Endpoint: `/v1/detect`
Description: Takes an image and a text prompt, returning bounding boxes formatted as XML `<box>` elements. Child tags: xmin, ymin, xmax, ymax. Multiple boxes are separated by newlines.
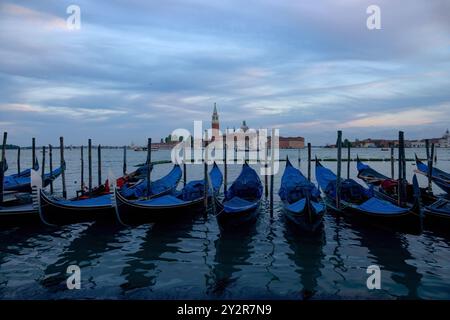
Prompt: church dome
<box><xmin>240</xmin><ymin>120</ymin><xmax>249</xmax><ymax>132</ymax></box>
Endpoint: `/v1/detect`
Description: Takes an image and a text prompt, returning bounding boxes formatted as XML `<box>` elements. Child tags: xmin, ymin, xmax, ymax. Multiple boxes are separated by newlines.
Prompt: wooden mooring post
<box><xmin>80</xmin><ymin>145</ymin><xmax>84</xmax><ymax>192</ymax></box>
<box><xmin>32</xmin><ymin>137</ymin><xmax>36</xmax><ymax>169</ymax></box>
<box><xmin>204</xmin><ymin>131</ymin><xmax>208</xmax><ymax>211</ymax></box>
<box><xmin>49</xmin><ymin>144</ymin><xmax>53</xmax><ymax>194</ymax></box>
<box><xmin>398</xmin><ymin>131</ymin><xmax>406</xmax><ymax>206</ymax></box>
<box><xmin>123</xmin><ymin>146</ymin><xmax>127</xmax><ymax>176</ymax></box>
<box><xmin>223</xmin><ymin>134</ymin><xmax>228</xmax><ymax>195</ymax></box>
<box><xmin>60</xmin><ymin>137</ymin><xmax>67</xmax><ymax>199</ymax></box>
<box><xmin>390</xmin><ymin>146</ymin><xmax>394</xmax><ymax>179</ymax></box>
<box><xmin>41</xmin><ymin>146</ymin><xmax>46</xmax><ymax>182</ymax></box>
<box><xmin>146</xmin><ymin>138</ymin><xmax>152</xmax><ymax>198</ymax></box>
<box><xmin>307</xmin><ymin>143</ymin><xmax>312</xmax><ymax>182</ymax></box>
<box><xmin>336</xmin><ymin>131</ymin><xmax>342</xmax><ymax>209</ymax></box>
<box><xmin>17</xmin><ymin>146</ymin><xmax>21</xmax><ymax>175</ymax></box>
<box><xmin>183</xmin><ymin>140</ymin><xmax>187</xmax><ymax>187</ymax></box>
<box><xmin>347</xmin><ymin>143</ymin><xmax>351</xmax><ymax>179</ymax></box>
<box><xmin>269</xmin><ymin>129</ymin><xmax>275</xmax><ymax>217</ymax></box>
<box><xmin>88</xmin><ymin>139</ymin><xmax>92</xmax><ymax>193</ymax></box>
<box><xmin>97</xmin><ymin>144</ymin><xmax>102</xmax><ymax>186</ymax></box>
<box><xmin>0</xmin><ymin>132</ymin><xmax>7</xmax><ymax>205</ymax></box>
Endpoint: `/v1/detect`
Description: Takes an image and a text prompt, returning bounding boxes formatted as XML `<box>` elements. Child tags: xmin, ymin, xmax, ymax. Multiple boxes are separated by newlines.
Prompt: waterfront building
<box><xmin>209</xmin><ymin>105</ymin><xmax>304</xmax><ymax>149</ymax></box>
<box><xmin>438</xmin><ymin>129</ymin><xmax>450</xmax><ymax>147</ymax></box>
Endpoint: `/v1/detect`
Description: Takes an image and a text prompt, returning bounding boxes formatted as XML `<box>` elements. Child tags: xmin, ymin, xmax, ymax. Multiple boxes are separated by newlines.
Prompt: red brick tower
<box><xmin>211</xmin><ymin>103</ymin><xmax>219</xmax><ymax>140</ymax></box>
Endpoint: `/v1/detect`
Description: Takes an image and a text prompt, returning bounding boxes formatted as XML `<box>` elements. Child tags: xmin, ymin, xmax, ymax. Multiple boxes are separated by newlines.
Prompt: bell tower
<box><xmin>211</xmin><ymin>103</ymin><xmax>219</xmax><ymax>140</ymax></box>
<box><xmin>212</xmin><ymin>103</ymin><xmax>219</xmax><ymax>130</ymax></box>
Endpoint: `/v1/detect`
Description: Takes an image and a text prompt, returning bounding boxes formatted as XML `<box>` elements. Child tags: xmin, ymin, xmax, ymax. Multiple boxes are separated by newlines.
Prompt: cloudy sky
<box><xmin>1</xmin><ymin>0</ymin><xmax>449</xmax><ymax>146</ymax></box>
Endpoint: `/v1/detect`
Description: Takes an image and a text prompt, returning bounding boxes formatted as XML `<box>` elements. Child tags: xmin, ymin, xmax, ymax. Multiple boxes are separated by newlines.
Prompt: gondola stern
<box><xmin>411</xmin><ymin>174</ymin><xmax>422</xmax><ymax>217</ymax></box>
<box><xmin>113</xmin><ymin>187</ymin><xmax>129</xmax><ymax>226</ymax></box>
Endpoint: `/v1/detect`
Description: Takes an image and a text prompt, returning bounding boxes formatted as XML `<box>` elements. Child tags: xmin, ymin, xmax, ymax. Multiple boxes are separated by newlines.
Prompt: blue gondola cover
<box><xmin>226</xmin><ymin>164</ymin><xmax>262</xmax><ymax>201</ymax></box>
<box><xmin>182</xmin><ymin>180</ymin><xmax>205</xmax><ymax>201</ymax></box>
<box><xmin>279</xmin><ymin>160</ymin><xmax>320</xmax><ymax>202</ymax></box>
<box><xmin>120</xmin><ymin>165</ymin><xmax>181</xmax><ymax>198</ymax></box>
<box><xmin>209</xmin><ymin>163</ymin><xmax>223</xmax><ymax>193</ymax></box>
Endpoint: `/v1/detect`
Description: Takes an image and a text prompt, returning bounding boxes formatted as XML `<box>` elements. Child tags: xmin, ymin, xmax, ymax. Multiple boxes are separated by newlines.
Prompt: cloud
<box><xmin>343</xmin><ymin>110</ymin><xmax>437</xmax><ymax>128</ymax></box>
<box><xmin>0</xmin><ymin>3</ymin><xmax>66</xmax><ymax>30</ymax></box>
<box><xmin>0</xmin><ymin>103</ymin><xmax>127</xmax><ymax>121</ymax></box>
<box><xmin>0</xmin><ymin>0</ymin><xmax>449</xmax><ymax>145</ymax></box>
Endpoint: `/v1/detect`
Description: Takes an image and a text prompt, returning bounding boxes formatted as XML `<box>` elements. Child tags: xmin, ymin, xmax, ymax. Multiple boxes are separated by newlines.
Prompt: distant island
<box><xmin>3</xmin><ymin>144</ymin><xmax>20</xmax><ymax>149</ymax></box>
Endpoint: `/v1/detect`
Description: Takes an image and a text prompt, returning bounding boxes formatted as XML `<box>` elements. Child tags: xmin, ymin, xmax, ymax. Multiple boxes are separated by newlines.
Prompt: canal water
<box><xmin>0</xmin><ymin>147</ymin><xmax>449</xmax><ymax>299</ymax></box>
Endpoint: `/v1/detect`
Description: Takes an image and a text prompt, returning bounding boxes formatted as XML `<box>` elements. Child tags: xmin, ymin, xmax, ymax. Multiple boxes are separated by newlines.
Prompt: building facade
<box><xmin>278</xmin><ymin>136</ymin><xmax>305</xmax><ymax>149</ymax></box>
<box><xmin>208</xmin><ymin>105</ymin><xmax>305</xmax><ymax>149</ymax></box>
<box><xmin>438</xmin><ymin>129</ymin><xmax>450</xmax><ymax>147</ymax></box>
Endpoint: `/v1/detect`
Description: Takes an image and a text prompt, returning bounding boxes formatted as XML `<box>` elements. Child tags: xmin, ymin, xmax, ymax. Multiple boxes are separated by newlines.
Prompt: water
<box><xmin>1</xmin><ymin>147</ymin><xmax>449</xmax><ymax>299</ymax></box>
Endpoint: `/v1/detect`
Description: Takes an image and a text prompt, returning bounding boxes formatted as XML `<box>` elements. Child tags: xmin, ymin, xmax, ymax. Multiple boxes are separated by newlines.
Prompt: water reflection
<box><xmin>207</xmin><ymin>224</ymin><xmax>257</xmax><ymax>297</ymax></box>
<box><xmin>283</xmin><ymin>219</ymin><xmax>325</xmax><ymax>299</ymax></box>
<box><xmin>329</xmin><ymin>215</ymin><xmax>349</xmax><ymax>296</ymax></box>
<box><xmin>39</xmin><ymin>222</ymin><xmax>123</xmax><ymax>291</ymax></box>
<box><xmin>119</xmin><ymin>215</ymin><xmax>198</xmax><ymax>294</ymax></box>
<box><xmin>351</xmin><ymin>220</ymin><xmax>422</xmax><ymax>299</ymax></box>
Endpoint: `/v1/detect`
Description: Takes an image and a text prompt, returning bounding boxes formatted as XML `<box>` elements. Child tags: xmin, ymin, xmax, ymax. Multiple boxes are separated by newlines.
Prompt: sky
<box><xmin>0</xmin><ymin>0</ymin><xmax>449</xmax><ymax>146</ymax></box>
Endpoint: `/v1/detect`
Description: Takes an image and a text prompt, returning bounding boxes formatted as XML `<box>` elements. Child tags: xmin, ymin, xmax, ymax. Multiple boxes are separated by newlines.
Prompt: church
<box><xmin>210</xmin><ymin>104</ymin><xmax>305</xmax><ymax>149</ymax></box>
<box><xmin>210</xmin><ymin>103</ymin><xmax>259</xmax><ymax>150</ymax></box>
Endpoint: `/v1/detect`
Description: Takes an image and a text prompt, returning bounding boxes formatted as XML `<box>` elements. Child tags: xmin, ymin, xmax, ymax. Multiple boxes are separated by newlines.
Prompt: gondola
<box><xmin>414</xmin><ymin>155</ymin><xmax>450</xmax><ymax>195</ymax></box>
<box><xmin>278</xmin><ymin>157</ymin><xmax>325</xmax><ymax>232</ymax></box>
<box><xmin>316</xmin><ymin>159</ymin><xmax>420</xmax><ymax>231</ymax></box>
<box><xmin>357</xmin><ymin>157</ymin><xmax>450</xmax><ymax>229</ymax></box>
<box><xmin>3</xmin><ymin>162</ymin><xmax>64</xmax><ymax>193</ymax></box>
<box><xmin>0</xmin><ymin>202</ymin><xmax>38</xmax><ymax>225</ymax></box>
<box><xmin>214</xmin><ymin>162</ymin><xmax>263</xmax><ymax>229</ymax></box>
<box><xmin>356</xmin><ymin>157</ymin><xmax>434</xmax><ymax>211</ymax></box>
<box><xmin>1</xmin><ymin>162</ymin><xmax>64</xmax><ymax>225</ymax></box>
<box><xmin>422</xmin><ymin>196</ymin><xmax>450</xmax><ymax>229</ymax></box>
<box><xmin>116</xmin><ymin>163</ymin><xmax>152</xmax><ymax>189</ymax></box>
<box><xmin>1</xmin><ymin>168</ymin><xmax>41</xmax><ymax>225</ymax></box>
<box><xmin>117</xmin><ymin>164</ymin><xmax>177</xmax><ymax>199</ymax></box>
<box><xmin>114</xmin><ymin>163</ymin><xmax>223</xmax><ymax>225</ymax></box>
<box><xmin>209</xmin><ymin>162</ymin><xmax>224</xmax><ymax>195</ymax></box>
<box><xmin>37</xmin><ymin>164</ymin><xmax>182</xmax><ymax>226</ymax></box>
